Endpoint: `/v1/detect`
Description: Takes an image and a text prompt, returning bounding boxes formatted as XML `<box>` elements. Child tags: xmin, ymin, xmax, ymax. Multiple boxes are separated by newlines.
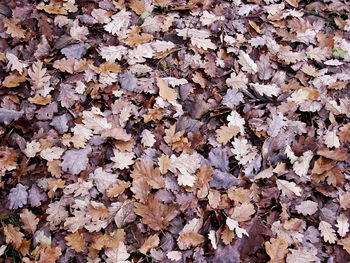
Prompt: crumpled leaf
<box><xmin>0</xmin><ymin>108</ymin><xmax>23</xmax><ymax>124</ymax></box>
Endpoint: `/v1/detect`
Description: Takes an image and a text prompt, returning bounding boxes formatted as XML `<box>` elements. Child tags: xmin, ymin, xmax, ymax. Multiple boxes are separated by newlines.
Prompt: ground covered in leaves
<box><xmin>1</xmin><ymin>0</ymin><xmax>350</xmax><ymax>262</ymax></box>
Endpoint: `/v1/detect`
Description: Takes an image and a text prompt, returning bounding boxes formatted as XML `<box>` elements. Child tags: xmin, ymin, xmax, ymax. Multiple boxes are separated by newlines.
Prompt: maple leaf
<box><xmin>20</xmin><ymin>209</ymin><xmax>39</xmax><ymax>234</ymax></box>
<box><xmin>139</xmin><ymin>234</ymin><xmax>159</xmax><ymax>254</ymax></box>
<box><xmin>4</xmin><ymin>224</ymin><xmax>24</xmax><ymax>249</ymax></box>
<box><xmin>134</xmin><ymin>195</ymin><xmax>178</xmax><ymax>231</ymax></box>
<box><xmin>65</xmin><ymin>231</ymin><xmax>86</xmax><ymax>252</ymax></box>
<box><xmin>319</xmin><ymin>220</ymin><xmax>337</xmax><ymax>244</ymax></box>
<box><xmin>28</xmin><ymin>60</ymin><xmax>51</xmax><ymax>91</ymax></box>
<box><xmin>265</xmin><ymin>237</ymin><xmax>288</xmax><ymax>263</ymax></box>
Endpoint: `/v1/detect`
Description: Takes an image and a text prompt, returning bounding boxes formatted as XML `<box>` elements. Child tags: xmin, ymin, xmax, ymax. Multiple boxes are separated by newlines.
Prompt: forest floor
<box><xmin>1</xmin><ymin>0</ymin><xmax>350</xmax><ymax>262</ymax></box>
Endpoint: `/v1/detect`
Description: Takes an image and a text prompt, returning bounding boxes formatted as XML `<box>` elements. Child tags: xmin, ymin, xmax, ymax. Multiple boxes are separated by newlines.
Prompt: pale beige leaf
<box><xmin>167</xmin><ymin>251</ymin><xmax>182</xmax><ymax>261</ymax></box>
<box><xmin>208</xmin><ymin>230</ymin><xmax>217</xmax><ymax>250</ymax></box>
<box><xmin>226</xmin><ymin>72</ymin><xmax>248</xmax><ymax>90</ymax></box>
<box><xmin>336</xmin><ymin>214</ymin><xmax>349</xmax><ymax>237</ymax></box>
<box><xmin>28</xmin><ymin>61</ymin><xmax>51</xmax><ymax>91</ymax></box>
<box><xmin>157</xmin><ymin>78</ymin><xmax>177</xmax><ymax>101</ymax></box>
<box><xmin>231</xmin><ymin>202</ymin><xmax>255</xmax><ymax>222</ymax></box>
<box><xmin>238</xmin><ymin>50</ymin><xmax>258</xmax><ymax>74</ymax></box>
<box><xmin>295</xmin><ymin>200</ymin><xmax>318</xmax><ymax>216</ymax></box>
<box><xmin>286</xmin><ymin>247</ymin><xmax>319</xmax><ymax>263</ymax></box>
<box><xmin>158</xmin><ymin>154</ymin><xmax>170</xmax><ymax>174</ymax></box>
<box><xmin>111</xmin><ymin>149</ymin><xmax>135</xmax><ymax>169</ymax></box>
<box><xmin>216</xmin><ymin>125</ymin><xmax>240</xmax><ymax>144</ymax></box>
<box><xmin>293</xmin><ymin>151</ymin><xmax>313</xmax><ymax>178</ymax></box>
<box><xmin>319</xmin><ymin>220</ymin><xmax>337</xmax><ymax>244</ymax></box>
<box><xmin>276</xmin><ymin>179</ymin><xmax>302</xmax><ymax>198</ymax></box>
<box><xmin>141</xmin><ymin>129</ymin><xmax>156</xmax><ymax>147</ymax></box>
<box><xmin>324</xmin><ymin>130</ymin><xmax>340</xmax><ymax>148</ymax></box>
<box><xmin>40</xmin><ymin>147</ymin><xmax>65</xmax><ymax>162</ymax></box>
<box><xmin>6</xmin><ymin>53</ymin><xmax>26</xmax><ymax>74</ymax></box>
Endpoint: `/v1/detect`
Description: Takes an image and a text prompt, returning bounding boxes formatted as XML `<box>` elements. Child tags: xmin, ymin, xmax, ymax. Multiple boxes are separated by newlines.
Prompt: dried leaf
<box><xmin>65</xmin><ymin>232</ymin><xmax>85</xmax><ymax>252</ymax></box>
<box><xmin>139</xmin><ymin>234</ymin><xmax>159</xmax><ymax>254</ymax></box>
<box><xmin>157</xmin><ymin>78</ymin><xmax>177</xmax><ymax>101</ymax></box>
<box><xmin>20</xmin><ymin>209</ymin><xmax>39</xmax><ymax>234</ymax></box>
<box><xmin>265</xmin><ymin>237</ymin><xmax>288</xmax><ymax>263</ymax></box>
<box><xmin>319</xmin><ymin>220</ymin><xmax>337</xmax><ymax>244</ymax></box>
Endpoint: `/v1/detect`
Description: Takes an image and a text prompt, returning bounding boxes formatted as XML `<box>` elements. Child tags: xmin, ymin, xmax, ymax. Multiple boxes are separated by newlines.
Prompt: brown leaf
<box><xmin>124</xmin><ymin>26</ymin><xmax>153</xmax><ymax>47</ymax></box>
<box><xmin>28</xmin><ymin>94</ymin><xmax>52</xmax><ymax>105</ymax></box>
<box><xmin>131</xmin><ymin>160</ymin><xmax>165</xmax><ymax>189</ymax></box>
<box><xmin>338</xmin><ymin>123</ymin><xmax>350</xmax><ymax>143</ymax></box>
<box><xmin>178</xmin><ymin>232</ymin><xmax>205</xmax><ymax>250</ymax></box>
<box><xmin>230</xmin><ymin>202</ymin><xmax>255</xmax><ymax>222</ymax></box>
<box><xmin>20</xmin><ymin>209</ymin><xmax>39</xmax><ymax>234</ymax></box>
<box><xmin>88</xmin><ymin>202</ymin><xmax>109</xmax><ymax>221</ymax></box>
<box><xmin>106</xmin><ymin>181</ymin><xmax>131</xmax><ymax>198</ymax></box>
<box><xmin>65</xmin><ymin>232</ymin><xmax>85</xmax><ymax>252</ymax></box>
<box><xmin>3</xmin><ymin>18</ymin><xmax>26</xmax><ymax>38</ymax></box>
<box><xmin>131</xmin><ymin>178</ymin><xmax>151</xmax><ymax>203</ymax></box>
<box><xmin>4</xmin><ymin>224</ymin><xmax>24</xmax><ymax>249</ymax></box>
<box><xmin>265</xmin><ymin>237</ymin><xmax>288</xmax><ymax>263</ymax></box>
<box><xmin>134</xmin><ymin>195</ymin><xmax>178</xmax><ymax>231</ymax></box>
<box><xmin>221</xmin><ymin>225</ymin><xmax>235</xmax><ymax>245</ymax></box>
<box><xmin>317</xmin><ymin>148</ymin><xmax>347</xmax><ymax>161</ymax></box>
<box><xmin>36</xmin><ymin>244</ymin><xmax>62</xmax><ymax>263</ymax></box>
<box><xmin>129</xmin><ymin>0</ymin><xmax>146</xmax><ymax>15</ymax></box>
<box><xmin>92</xmin><ymin>229</ymin><xmax>125</xmax><ymax>250</ymax></box>
<box><xmin>158</xmin><ymin>154</ymin><xmax>170</xmax><ymax>174</ymax></box>
<box><xmin>139</xmin><ymin>234</ymin><xmax>160</xmax><ymax>254</ymax></box>
<box><xmin>195</xmin><ymin>165</ymin><xmax>213</xmax><ymax>199</ymax></box>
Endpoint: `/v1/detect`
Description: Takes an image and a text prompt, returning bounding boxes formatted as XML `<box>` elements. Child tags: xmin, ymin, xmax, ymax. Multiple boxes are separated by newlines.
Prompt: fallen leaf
<box><xmin>139</xmin><ymin>234</ymin><xmax>159</xmax><ymax>254</ymax></box>
<box><xmin>265</xmin><ymin>237</ymin><xmax>288</xmax><ymax>263</ymax></box>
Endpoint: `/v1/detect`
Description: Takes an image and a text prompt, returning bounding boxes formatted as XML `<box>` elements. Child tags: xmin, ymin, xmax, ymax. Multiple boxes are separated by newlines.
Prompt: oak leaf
<box><xmin>3</xmin><ymin>18</ymin><xmax>26</xmax><ymax>38</ymax></box>
<box><xmin>36</xmin><ymin>244</ymin><xmax>62</xmax><ymax>263</ymax></box>
<box><xmin>28</xmin><ymin>61</ymin><xmax>51</xmax><ymax>91</ymax></box>
<box><xmin>195</xmin><ymin>165</ymin><xmax>213</xmax><ymax>199</ymax></box>
<box><xmin>319</xmin><ymin>220</ymin><xmax>337</xmax><ymax>244</ymax></box>
<box><xmin>178</xmin><ymin>232</ymin><xmax>205</xmax><ymax>250</ymax></box>
<box><xmin>336</xmin><ymin>214</ymin><xmax>349</xmax><ymax>238</ymax></box>
<box><xmin>276</xmin><ymin>179</ymin><xmax>302</xmax><ymax>198</ymax></box>
<box><xmin>238</xmin><ymin>50</ymin><xmax>258</xmax><ymax>74</ymax></box>
<box><xmin>295</xmin><ymin>200</ymin><xmax>318</xmax><ymax>216</ymax></box>
<box><xmin>4</xmin><ymin>224</ymin><xmax>24</xmax><ymax>249</ymax></box>
<box><xmin>134</xmin><ymin>195</ymin><xmax>178</xmax><ymax>231</ymax></box>
<box><xmin>139</xmin><ymin>234</ymin><xmax>159</xmax><ymax>254</ymax></box>
<box><xmin>20</xmin><ymin>209</ymin><xmax>39</xmax><ymax>234</ymax></box>
<box><xmin>230</xmin><ymin>202</ymin><xmax>255</xmax><ymax>222</ymax></box>
<box><xmin>265</xmin><ymin>237</ymin><xmax>288</xmax><ymax>263</ymax></box>
<box><xmin>65</xmin><ymin>231</ymin><xmax>85</xmax><ymax>252</ymax></box>
<box><xmin>216</xmin><ymin>125</ymin><xmax>240</xmax><ymax>145</ymax></box>
<box><xmin>221</xmin><ymin>225</ymin><xmax>235</xmax><ymax>245</ymax></box>
<box><xmin>92</xmin><ymin>229</ymin><xmax>125</xmax><ymax>250</ymax></box>
<box><xmin>157</xmin><ymin>78</ymin><xmax>177</xmax><ymax>101</ymax></box>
